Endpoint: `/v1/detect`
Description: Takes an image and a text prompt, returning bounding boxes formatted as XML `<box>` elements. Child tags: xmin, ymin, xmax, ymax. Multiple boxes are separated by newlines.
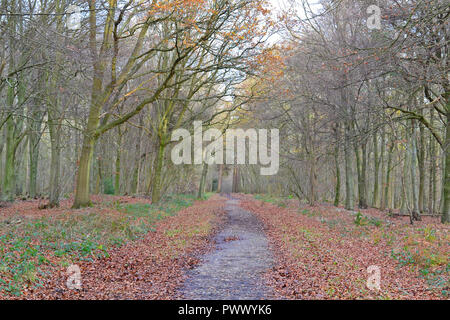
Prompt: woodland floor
<box><xmin>0</xmin><ymin>193</ymin><xmax>227</xmax><ymax>299</ymax></box>
<box><xmin>239</xmin><ymin>194</ymin><xmax>449</xmax><ymax>299</ymax></box>
<box><xmin>0</xmin><ymin>193</ymin><xmax>448</xmax><ymax>299</ymax></box>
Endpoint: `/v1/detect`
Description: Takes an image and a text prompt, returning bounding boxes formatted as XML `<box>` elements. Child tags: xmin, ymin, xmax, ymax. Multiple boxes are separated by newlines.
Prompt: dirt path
<box><xmin>179</xmin><ymin>197</ymin><xmax>274</xmax><ymax>299</ymax></box>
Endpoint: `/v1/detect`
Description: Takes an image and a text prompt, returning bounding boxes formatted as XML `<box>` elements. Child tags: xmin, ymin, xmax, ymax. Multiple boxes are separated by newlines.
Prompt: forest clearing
<box><xmin>0</xmin><ymin>0</ymin><xmax>449</xmax><ymax>303</ymax></box>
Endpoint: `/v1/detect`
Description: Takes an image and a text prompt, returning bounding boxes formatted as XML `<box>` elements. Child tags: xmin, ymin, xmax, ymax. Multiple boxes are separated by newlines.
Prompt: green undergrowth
<box><xmin>353</xmin><ymin>211</ymin><xmax>383</xmax><ymax>227</ymax></box>
<box><xmin>254</xmin><ymin>194</ymin><xmax>293</xmax><ymax>207</ymax></box>
<box><xmin>0</xmin><ymin>193</ymin><xmax>203</xmax><ymax>296</ymax></box>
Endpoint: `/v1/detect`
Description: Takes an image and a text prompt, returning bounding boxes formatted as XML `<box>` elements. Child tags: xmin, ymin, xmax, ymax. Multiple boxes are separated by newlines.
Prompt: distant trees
<box><xmin>239</xmin><ymin>0</ymin><xmax>449</xmax><ymax>223</ymax></box>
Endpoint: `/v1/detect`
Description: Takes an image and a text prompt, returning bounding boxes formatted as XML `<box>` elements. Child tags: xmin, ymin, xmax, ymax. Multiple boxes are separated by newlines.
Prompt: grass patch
<box><xmin>254</xmin><ymin>194</ymin><xmax>289</xmax><ymax>207</ymax></box>
<box><xmin>353</xmin><ymin>211</ymin><xmax>382</xmax><ymax>227</ymax></box>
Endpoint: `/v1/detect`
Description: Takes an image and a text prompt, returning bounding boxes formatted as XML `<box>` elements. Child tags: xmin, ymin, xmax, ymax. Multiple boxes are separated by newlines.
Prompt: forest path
<box><xmin>178</xmin><ymin>196</ymin><xmax>274</xmax><ymax>299</ymax></box>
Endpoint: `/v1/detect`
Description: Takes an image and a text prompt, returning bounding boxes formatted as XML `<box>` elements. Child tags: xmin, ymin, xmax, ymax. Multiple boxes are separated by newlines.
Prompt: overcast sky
<box><xmin>267</xmin><ymin>0</ymin><xmax>324</xmax><ymax>44</ymax></box>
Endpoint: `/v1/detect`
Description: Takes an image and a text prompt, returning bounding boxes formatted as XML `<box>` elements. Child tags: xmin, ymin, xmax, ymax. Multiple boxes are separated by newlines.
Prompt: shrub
<box><xmin>103</xmin><ymin>177</ymin><xmax>115</xmax><ymax>195</ymax></box>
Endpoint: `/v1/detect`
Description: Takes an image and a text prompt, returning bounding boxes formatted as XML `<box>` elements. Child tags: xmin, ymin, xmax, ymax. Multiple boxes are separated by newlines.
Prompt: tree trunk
<box><xmin>131</xmin><ymin>158</ymin><xmax>139</xmax><ymax>194</ymax></box>
<box><xmin>410</xmin><ymin>122</ymin><xmax>421</xmax><ymax>220</ymax></box>
<box><xmin>428</xmin><ymin>109</ymin><xmax>437</xmax><ymax>214</ymax></box>
<box><xmin>151</xmin><ymin>143</ymin><xmax>165</xmax><ymax>204</ymax></box>
<box><xmin>0</xmin><ymin>129</ymin><xmax>3</xmax><ymax>195</ymax></box>
<box><xmin>232</xmin><ymin>165</ymin><xmax>240</xmax><ymax>193</ymax></box>
<box><xmin>344</xmin><ymin>123</ymin><xmax>354</xmax><ymax>210</ymax></box>
<box><xmin>47</xmin><ymin>0</ymin><xmax>64</xmax><ymax>207</ymax></box>
<box><xmin>380</xmin><ymin>127</ymin><xmax>386</xmax><ymax>210</ymax></box>
<box><xmin>440</xmin><ymin>146</ymin><xmax>445</xmax><ymax>212</ymax></box>
<box><xmin>2</xmin><ymin>117</ymin><xmax>16</xmax><ymax>201</ymax></box>
<box><xmin>309</xmin><ymin>152</ymin><xmax>317</xmax><ymax>205</ymax></box>
<box><xmin>72</xmin><ymin>0</ymin><xmax>109</xmax><ymax>208</ymax></box>
<box><xmin>94</xmin><ymin>156</ymin><xmax>103</xmax><ymax>194</ymax></box>
<box><xmin>361</xmin><ymin>142</ymin><xmax>368</xmax><ymax>208</ymax></box>
<box><xmin>2</xmin><ymin>78</ymin><xmax>24</xmax><ymax>201</ymax></box>
<box><xmin>197</xmin><ymin>161</ymin><xmax>209</xmax><ymax>199</ymax></box>
<box><xmin>73</xmin><ymin>133</ymin><xmax>97</xmax><ymax>208</ymax></box>
<box><xmin>384</xmin><ymin>141</ymin><xmax>395</xmax><ymax>210</ymax></box>
<box><xmin>334</xmin><ymin>124</ymin><xmax>340</xmax><ymax>206</ymax></box>
<box><xmin>441</xmin><ymin>110</ymin><xmax>450</xmax><ymax>223</ymax></box>
<box><xmin>355</xmin><ymin>142</ymin><xmax>368</xmax><ymax>209</ymax></box>
<box><xmin>28</xmin><ymin>125</ymin><xmax>39</xmax><ymax>198</ymax></box>
<box><xmin>48</xmin><ymin>122</ymin><xmax>61</xmax><ymax>207</ymax></box>
<box><xmin>114</xmin><ymin>129</ymin><xmax>122</xmax><ymax>195</ymax></box>
<box><xmin>372</xmin><ymin>130</ymin><xmax>379</xmax><ymax>207</ymax></box>
<box><xmin>28</xmin><ymin>98</ymin><xmax>42</xmax><ymax>198</ymax></box>
<box><xmin>418</xmin><ymin>120</ymin><xmax>425</xmax><ymax>213</ymax></box>
<box><xmin>217</xmin><ymin>164</ymin><xmax>223</xmax><ymax>193</ymax></box>
<box><xmin>400</xmin><ymin>144</ymin><xmax>409</xmax><ymax>214</ymax></box>
<box><xmin>131</xmin><ymin>122</ymin><xmax>143</xmax><ymax>194</ymax></box>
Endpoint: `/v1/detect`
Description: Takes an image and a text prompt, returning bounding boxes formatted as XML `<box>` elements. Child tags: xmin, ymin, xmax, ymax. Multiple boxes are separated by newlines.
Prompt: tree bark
<box><xmin>28</xmin><ymin>79</ymin><xmax>43</xmax><ymax>198</ymax></box>
<box><xmin>410</xmin><ymin>121</ymin><xmax>421</xmax><ymax>220</ymax></box>
<box><xmin>28</xmin><ymin>117</ymin><xmax>40</xmax><ymax>198</ymax></box>
<box><xmin>441</xmin><ymin>108</ymin><xmax>450</xmax><ymax>223</ymax></box>
<box><xmin>428</xmin><ymin>109</ymin><xmax>436</xmax><ymax>214</ymax></box>
<box><xmin>73</xmin><ymin>133</ymin><xmax>97</xmax><ymax>208</ymax></box>
<box><xmin>372</xmin><ymin>130</ymin><xmax>379</xmax><ymax>207</ymax></box>
<box><xmin>355</xmin><ymin>141</ymin><xmax>368</xmax><ymax>209</ymax></box>
<box><xmin>309</xmin><ymin>152</ymin><xmax>317</xmax><ymax>205</ymax></box>
<box><xmin>151</xmin><ymin>143</ymin><xmax>165</xmax><ymax>204</ymax></box>
<box><xmin>384</xmin><ymin>141</ymin><xmax>395</xmax><ymax>210</ymax></box>
<box><xmin>2</xmin><ymin>117</ymin><xmax>16</xmax><ymax>201</ymax></box>
<box><xmin>131</xmin><ymin>120</ymin><xmax>143</xmax><ymax>194</ymax></box>
<box><xmin>114</xmin><ymin>127</ymin><xmax>122</xmax><ymax>195</ymax></box>
<box><xmin>334</xmin><ymin>124</ymin><xmax>340</xmax><ymax>207</ymax></box>
<box><xmin>2</xmin><ymin>75</ymin><xmax>25</xmax><ymax>201</ymax></box>
<box><xmin>94</xmin><ymin>156</ymin><xmax>102</xmax><ymax>194</ymax></box>
<box><xmin>47</xmin><ymin>0</ymin><xmax>64</xmax><ymax>207</ymax></box>
<box><xmin>380</xmin><ymin>127</ymin><xmax>386</xmax><ymax>210</ymax></box>
<box><xmin>197</xmin><ymin>161</ymin><xmax>209</xmax><ymax>199</ymax></box>
<box><xmin>418</xmin><ymin>119</ymin><xmax>425</xmax><ymax>213</ymax></box>
<box><xmin>344</xmin><ymin>123</ymin><xmax>354</xmax><ymax>210</ymax></box>
<box><xmin>400</xmin><ymin>143</ymin><xmax>410</xmax><ymax>214</ymax></box>
<box><xmin>232</xmin><ymin>165</ymin><xmax>240</xmax><ymax>193</ymax></box>
<box><xmin>217</xmin><ymin>164</ymin><xmax>223</xmax><ymax>193</ymax></box>
<box><xmin>48</xmin><ymin>121</ymin><xmax>61</xmax><ymax>207</ymax></box>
